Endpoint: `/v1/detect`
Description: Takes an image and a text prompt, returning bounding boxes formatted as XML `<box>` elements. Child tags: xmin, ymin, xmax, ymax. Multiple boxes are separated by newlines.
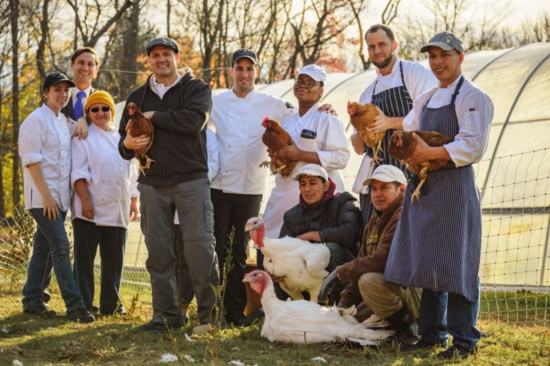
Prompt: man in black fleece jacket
<box><xmin>118</xmin><ymin>37</ymin><xmax>221</xmax><ymax>332</ymax></box>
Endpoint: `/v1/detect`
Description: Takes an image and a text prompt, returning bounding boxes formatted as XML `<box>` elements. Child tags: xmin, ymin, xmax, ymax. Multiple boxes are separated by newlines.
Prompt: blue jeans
<box><xmin>418</xmin><ymin>282</ymin><xmax>481</xmax><ymax>350</ymax></box>
<box><xmin>22</xmin><ymin>209</ymin><xmax>85</xmax><ymax>312</ymax></box>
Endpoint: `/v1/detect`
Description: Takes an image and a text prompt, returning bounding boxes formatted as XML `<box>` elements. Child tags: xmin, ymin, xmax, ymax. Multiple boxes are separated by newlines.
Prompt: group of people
<box><xmin>19</xmin><ymin>47</ymin><xmax>137</xmax><ymax>323</ymax></box>
<box><xmin>19</xmin><ymin>22</ymin><xmax>493</xmax><ymax>360</ymax></box>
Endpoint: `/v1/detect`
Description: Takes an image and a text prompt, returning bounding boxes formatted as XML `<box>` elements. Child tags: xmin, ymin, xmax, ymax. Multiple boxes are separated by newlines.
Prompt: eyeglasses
<box><xmin>89</xmin><ymin>106</ymin><xmax>111</xmax><ymax>113</ymax></box>
<box><xmin>294</xmin><ymin>79</ymin><xmax>320</xmax><ymax>88</ymax></box>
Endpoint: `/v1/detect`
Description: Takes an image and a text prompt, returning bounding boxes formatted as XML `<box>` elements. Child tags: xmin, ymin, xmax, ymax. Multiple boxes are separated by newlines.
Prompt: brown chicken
<box><xmin>347</xmin><ymin>101</ymin><xmax>383</xmax><ymax>162</ymax></box>
<box><xmin>259</xmin><ymin>117</ymin><xmax>296</xmax><ymax>178</ymax></box>
<box><xmin>127</xmin><ymin>102</ymin><xmax>154</xmax><ymax>174</ymax></box>
<box><xmin>388</xmin><ymin>130</ymin><xmax>454</xmax><ymax>201</ymax></box>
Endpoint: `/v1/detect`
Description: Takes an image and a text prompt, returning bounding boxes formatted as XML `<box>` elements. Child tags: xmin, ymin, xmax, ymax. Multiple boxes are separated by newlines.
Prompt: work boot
<box><xmin>437</xmin><ymin>345</ymin><xmax>476</xmax><ymax>359</ymax></box>
<box><xmin>386</xmin><ymin>301</ymin><xmax>413</xmax><ymax>332</ymax></box>
<box><xmin>386</xmin><ymin>302</ymin><xmax>420</xmax><ymax>344</ymax></box>
<box><xmin>67</xmin><ymin>308</ymin><xmax>96</xmax><ymax>323</ymax></box>
<box><xmin>226</xmin><ymin>310</ymin><xmax>254</xmax><ymax>327</ymax></box>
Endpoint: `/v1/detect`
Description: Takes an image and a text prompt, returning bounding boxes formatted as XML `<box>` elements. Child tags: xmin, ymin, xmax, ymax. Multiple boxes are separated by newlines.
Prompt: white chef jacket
<box><xmin>19</xmin><ymin>105</ymin><xmax>75</xmax><ymax>211</ymax></box>
<box><xmin>403</xmin><ymin>75</ymin><xmax>494</xmax><ymax>167</ymax></box>
<box><xmin>262</xmin><ymin>104</ymin><xmax>350</xmax><ymax>238</ymax></box>
<box><xmin>174</xmin><ymin>127</ymin><xmax>219</xmax><ymax>225</ymax></box>
<box><xmin>71</xmin><ymin>123</ymin><xmax>139</xmax><ymax>228</ymax></box>
<box><xmin>358</xmin><ymin>58</ymin><xmax>436</xmax><ymax>105</ymax></box>
<box><xmin>205</xmin><ymin>127</ymin><xmax>220</xmax><ymax>182</ymax></box>
<box><xmin>210</xmin><ymin>89</ymin><xmax>294</xmax><ymax>195</ymax></box>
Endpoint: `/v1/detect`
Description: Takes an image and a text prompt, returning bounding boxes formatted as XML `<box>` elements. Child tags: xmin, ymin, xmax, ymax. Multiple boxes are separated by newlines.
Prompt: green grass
<box><xmin>480</xmin><ymin>291</ymin><xmax>549</xmax><ymax>323</ymax></box>
<box><xmin>0</xmin><ymin>286</ymin><xmax>548</xmax><ymax>366</ymax></box>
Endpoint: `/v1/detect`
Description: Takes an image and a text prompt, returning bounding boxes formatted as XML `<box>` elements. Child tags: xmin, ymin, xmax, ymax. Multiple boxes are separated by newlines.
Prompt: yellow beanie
<box><xmin>85</xmin><ymin>90</ymin><xmax>116</xmax><ymax>119</ymax></box>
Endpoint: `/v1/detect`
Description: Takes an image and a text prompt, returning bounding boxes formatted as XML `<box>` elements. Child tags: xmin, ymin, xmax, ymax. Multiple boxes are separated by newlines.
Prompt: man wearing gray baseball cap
<box><xmin>384</xmin><ymin>31</ymin><xmax>494</xmax><ymax>359</ymax></box>
<box><xmin>420</xmin><ymin>31</ymin><xmax>464</xmax><ymax>54</ymax></box>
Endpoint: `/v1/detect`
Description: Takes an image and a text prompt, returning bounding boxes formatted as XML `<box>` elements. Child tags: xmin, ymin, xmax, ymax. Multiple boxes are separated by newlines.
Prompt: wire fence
<box><xmin>0</xmin><ymin>148</ymin><xmax>548</xmax><ymax>325</ymax></box>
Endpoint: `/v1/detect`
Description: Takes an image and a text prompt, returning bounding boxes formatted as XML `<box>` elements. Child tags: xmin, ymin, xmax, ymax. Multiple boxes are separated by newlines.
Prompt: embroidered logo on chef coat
<box><xmin>300</xmin><ymin>129</ymin><xmax>316</xmax><ymax>139</ymax></box>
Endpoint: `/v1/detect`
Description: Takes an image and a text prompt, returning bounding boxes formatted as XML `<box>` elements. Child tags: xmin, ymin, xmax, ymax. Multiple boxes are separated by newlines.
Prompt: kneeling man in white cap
<box><xmin>336</xmin><ymin>165</ymin><xmax>420</xmax><ymax>342</ymax></box>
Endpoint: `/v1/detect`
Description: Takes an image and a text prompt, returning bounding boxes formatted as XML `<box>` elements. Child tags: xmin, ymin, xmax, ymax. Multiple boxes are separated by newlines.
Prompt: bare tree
<box><xmin>9</xmin><ymin>0</ymin><xmax>20</xmax><ymax>208</ymax></box>
<box><xmin>524</xmin><ymin>13</ymin><xmax>550</xmax><ymax>43</ymax></box>
<box><xmin>117</xmin><ymin>0</ymin><xmax>142</xmax><ymax>99</ymax></box>
<box><xmin>0</xmin><ymin>2</ymin><xmax>10</xmax><ymax>219</ymax></box>
<box><xmin>349</xmin><ymin>0</ymin><xmax>401</xmax><ymax>71</ymax></box>
<box><xmin>171</xmin><ymin>0</ymin><xmax>227</xmax><ymax>84</ymax></box>
<box><xmin>100</xmin><ymin>0</ymin><xmax>150</xmax><ymax>100</ymax></box>
<box><xmin>396</xmin><ymin>0</ymin><xmax>513</xmax><ymax>59</ymax></box>
<box><xmin>265</xmin><ymin>0</ymin><xmax>293</xmax><ymax>82</ymax></box>
<box><xmin>65</xmin><ymin>0</ymin><xmax>134</xmax><ymax>48</ymax></box>
<box><xmin>282</xmin><ymin>0</ymin><xmax>365</xmax><ymax>78</ymax></box>
<box><xmin>166</xmin><ymin>0</ymin><xmax>171</xmax><ymax>37</ymax></box>
<box><xmin>226</xmin><ymin>0</ymin><xmax>292</xmax><ymax>84</ymax></box>
<box><xmin>195</xmin><ymin>0</ymin><xmax>226</xmax><ymax>83</ymax></box>
<box><xmin>35</xmin><ymin>0</ymin><xmax>51</xmax><ymax>83</ymax></box>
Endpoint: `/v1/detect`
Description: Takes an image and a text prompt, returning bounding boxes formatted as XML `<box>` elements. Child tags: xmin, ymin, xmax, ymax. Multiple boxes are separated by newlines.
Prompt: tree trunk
<box><xmin>9</xmin><ymin>0</ymin><xmax>20</xmax><ymax>208</ymax></box>
<box><xmin>166</xmin><ymin>0</ymin><xmax>171</xmax><ymax>37</ymax></box>
<box><xmin>0</xmin><ymin>82</ymin><xmax>5</xmax><ymax>219</ymax></box>
<box><xmin>36</xmin><ymin>0</ymin><xmax>51</xmax><ymax>83</ymax></box>
<box><xmin>119</xmin><ymin>0</ymin><xmax>140</xmax><ymax>99</ymax></box>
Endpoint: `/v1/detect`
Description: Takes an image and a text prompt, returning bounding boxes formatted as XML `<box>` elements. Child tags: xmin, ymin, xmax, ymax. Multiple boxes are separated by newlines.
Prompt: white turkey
<box><xmin>243</xmin><ymin>270</ymin><xmax>394</xmax><ymax>345</ymax></box>
<box><xmin>245</xmin><ymin>216</ymin><xmax>330</xmax><ymax>303</ymax></box>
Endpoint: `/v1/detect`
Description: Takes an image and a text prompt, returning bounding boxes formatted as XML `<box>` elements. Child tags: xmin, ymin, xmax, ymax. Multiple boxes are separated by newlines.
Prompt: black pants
<box><xmin>210</xmin><ymin>189</ymin><xmax>262</xmax><ymax>314</ymax></box>
<box><xmin>72</xmin><ymin>218</ymin><xmax>127</xmax><ymax>314</ymax></box>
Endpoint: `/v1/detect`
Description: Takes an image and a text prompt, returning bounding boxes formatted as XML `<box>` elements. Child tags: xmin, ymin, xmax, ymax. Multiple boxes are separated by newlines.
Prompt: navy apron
<box><xmin>360</xmin><ymin>61</ymin><xmax>412</xmax><ymax>225</ymax></box>
<box><xmin>384</xmin><ymin>76</ymin><xmax>481</xmax><ymax>302</ymax></box>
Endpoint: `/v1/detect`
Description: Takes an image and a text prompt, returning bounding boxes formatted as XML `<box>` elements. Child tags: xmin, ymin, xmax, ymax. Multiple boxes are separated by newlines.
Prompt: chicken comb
<box><xmin>262</xmin><ymin>116</ymin><xmax>270</xmax><ymax>124</ymax></box>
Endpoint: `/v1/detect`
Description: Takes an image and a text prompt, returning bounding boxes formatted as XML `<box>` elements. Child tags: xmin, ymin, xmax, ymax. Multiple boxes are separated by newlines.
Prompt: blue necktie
<box><xmin>73</xmin><ymin>91</ymin><xmax>86</xmax><ymax>120</ymax></box>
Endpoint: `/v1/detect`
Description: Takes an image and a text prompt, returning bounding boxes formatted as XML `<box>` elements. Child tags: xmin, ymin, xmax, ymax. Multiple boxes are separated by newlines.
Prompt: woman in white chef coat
<box><xmin>71</xmin><ymin>91</ymin><xmax>139</xmax><ymax>315</ymax></box>
<box><xmin>18</xmin><ymin>73</ymin><xmax>94</xmax><ymax>323</ymax></box>
<box><xmin>260</xmin><ymin>64</ymin><xmax>350</xmax><ymax>267</ymax></box>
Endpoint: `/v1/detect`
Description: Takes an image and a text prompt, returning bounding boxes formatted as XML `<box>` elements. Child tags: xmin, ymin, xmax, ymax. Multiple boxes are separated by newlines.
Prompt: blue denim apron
<box><xmin>360</xmin><ymin>61</ymin><xmax>412</xmax><ymax>225</ymax></box>
<box><xmin>385</xmin><ymin>76</ymin><xmax>481</xmax><ymax>302</ymax></box>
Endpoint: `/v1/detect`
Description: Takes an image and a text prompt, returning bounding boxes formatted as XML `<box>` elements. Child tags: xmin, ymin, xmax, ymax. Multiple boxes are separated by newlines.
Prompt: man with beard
<box><xmin>350</xmin><ymin>24</ymin><xmax>436</xmax><ymax>226</ymax></box>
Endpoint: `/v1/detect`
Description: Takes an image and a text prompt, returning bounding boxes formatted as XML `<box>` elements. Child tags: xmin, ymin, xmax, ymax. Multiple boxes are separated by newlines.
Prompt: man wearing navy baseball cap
<box><xmin>385</xmin><ymin>31</ymin><xmax>494</xmax><ymax>359</ymax></box>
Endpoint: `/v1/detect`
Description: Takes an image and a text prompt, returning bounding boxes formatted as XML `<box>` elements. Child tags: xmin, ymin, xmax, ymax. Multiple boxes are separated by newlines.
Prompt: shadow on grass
<box><xmin>1</xmin><ymin>294</ymin><xmax>548</xmax><ymax>365</ymax></box>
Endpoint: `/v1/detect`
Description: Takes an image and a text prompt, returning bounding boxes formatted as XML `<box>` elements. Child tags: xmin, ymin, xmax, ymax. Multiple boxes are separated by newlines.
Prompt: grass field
<box><xmin>0</xmin><ymin>285</ymin><xmax>548</xmax><ymax>366</ymax></box>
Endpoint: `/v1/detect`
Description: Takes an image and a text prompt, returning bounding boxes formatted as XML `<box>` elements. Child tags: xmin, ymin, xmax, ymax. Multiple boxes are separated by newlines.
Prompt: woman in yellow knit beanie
<box><xmin>72</xmin><ymin>90</ymin><xmax>138</xmax><ymax>315</ymax></box>
<box><xmin>84</xmin><ymin>90</ymin><xmax>116</xmax><ymax>122</ymax></box>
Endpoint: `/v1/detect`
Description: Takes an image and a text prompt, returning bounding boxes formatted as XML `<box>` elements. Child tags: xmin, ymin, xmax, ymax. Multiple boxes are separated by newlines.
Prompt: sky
<box><xmin>368</xmin><ymin>0</ymin><xmax>550</xmax><ymax>28</ymax></box>
<box><xmin>500</xmin><ymin>0</ymin><xmax>550</xmax><ymax>24</ymax></box>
